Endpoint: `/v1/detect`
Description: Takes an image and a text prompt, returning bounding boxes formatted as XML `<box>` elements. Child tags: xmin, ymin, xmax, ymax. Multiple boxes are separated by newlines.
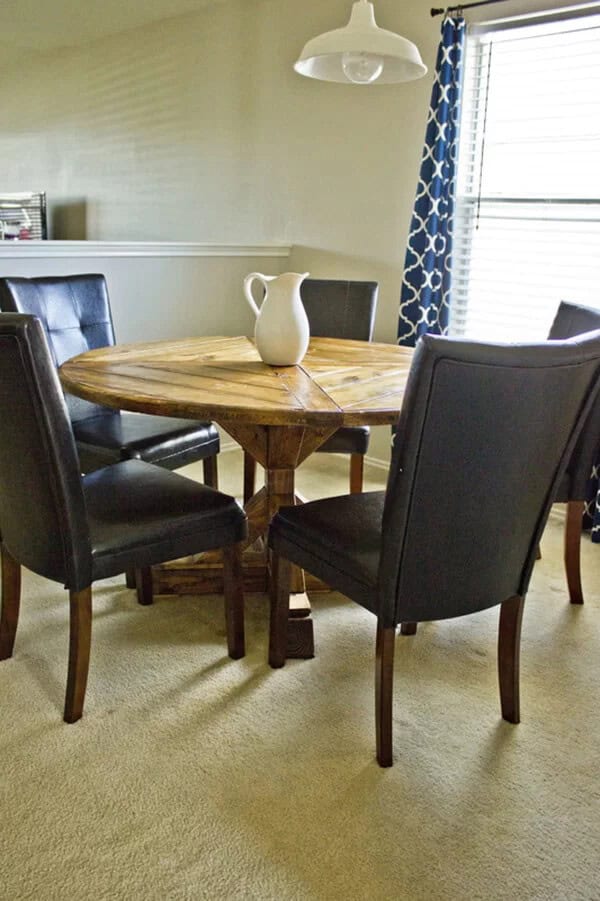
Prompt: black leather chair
<box><xmin>0</xmin><ymin>273</ymin><xmax>222</xmax><ymax>600</ymax></box>
<box><xmin>243</xmin><ymin>278</ymin><xmax>379</xmax><ymax>502</ymax></box>
<box><xmin>268</xmin><ymin>331</ymin><xmax>600</xmax><ymax>766</ymax></box>
<box><xmin>0</xmin><ymin>274</ymin><xmax>220</xmax><ymax>481</ymax></box>
<box><xmin>547</xmin><ymin>301</ymin><xmax>600</xmax><ymax>603</ymax></box>
<box><xmin>0</xmin><ymin>314</ymin><xmax>247</xmax><ymax>723</ymax></box>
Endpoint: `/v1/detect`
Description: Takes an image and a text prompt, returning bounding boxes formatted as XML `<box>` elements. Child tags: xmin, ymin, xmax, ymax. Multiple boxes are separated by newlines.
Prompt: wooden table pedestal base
<box><xmin>152</xmin><ymin>551</ymin><xmax>323</xmax><ymax>659</ymax></box>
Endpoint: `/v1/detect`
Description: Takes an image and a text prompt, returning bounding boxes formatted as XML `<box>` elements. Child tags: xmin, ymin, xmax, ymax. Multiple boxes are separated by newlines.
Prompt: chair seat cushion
<box><xmin>316</xmin><ymin>425</ymin><xmax>370</xmax><ymax>456</ymax></box>
<box><xmin>85</xmin><ymin>460</ymin><xmax>246</xmax><ymax>581</ymax></box>
<box><xmin>268</xmin><ymin>492</ymin><xmax>385</xmax><ymax>613</ymax></box>
<box><xmin>73</xmin><ymin>412</ymin><xmax>219</xmax><ymax>472</ymax></box>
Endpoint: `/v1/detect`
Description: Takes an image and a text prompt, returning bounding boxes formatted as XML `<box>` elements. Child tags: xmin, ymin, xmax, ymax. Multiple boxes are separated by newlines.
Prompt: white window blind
<box><xmin>451</xmin><ymin>9</ymin><xmax>600</xmax><ymax>341</ymax></box>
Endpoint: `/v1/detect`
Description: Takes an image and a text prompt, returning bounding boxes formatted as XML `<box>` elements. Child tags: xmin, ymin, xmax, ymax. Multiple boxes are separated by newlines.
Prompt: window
<box><xmin>451</xmin><ymin>9</ymin><xmax>600</xmax><ymax>340</ymax></box>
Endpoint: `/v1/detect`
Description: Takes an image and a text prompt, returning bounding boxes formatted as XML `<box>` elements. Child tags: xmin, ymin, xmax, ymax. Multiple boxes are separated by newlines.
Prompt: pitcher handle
<box><xmin>243</xmin><ymin>272</ymin><xmax>266</xmax><ymax>318</ymax></box>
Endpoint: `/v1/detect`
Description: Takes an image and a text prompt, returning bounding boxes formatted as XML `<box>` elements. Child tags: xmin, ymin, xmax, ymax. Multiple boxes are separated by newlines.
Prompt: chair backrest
<box><xmin>300</xmin><ymin>279</ymin><xmax>378</xmax><ymax>341</ymax></box>
<box><xmin>0</xmin><ymin>314</ymin><xmax>91</xmax><ymax>589</ymax></box>
<box><xmin>548</xmin><ymin>301</ymin><xmax>600</xmax><ymax>498</ymax></box>
<box><xmin>0</xmin><ymin>274</ymin><xmax>115</xmax><ymax>422</ymax></box>
<box><xmin>378</xmin><ymin>331</ymin><xmax>600</xmax><ymax>628</ymax></box>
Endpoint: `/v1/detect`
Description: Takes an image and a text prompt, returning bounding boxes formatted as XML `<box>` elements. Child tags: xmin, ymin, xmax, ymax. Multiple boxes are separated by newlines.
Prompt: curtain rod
<box><xmin>430</xmin><ymin>0</ymin><xmax>508</xmax><ymax>17</ymax></box>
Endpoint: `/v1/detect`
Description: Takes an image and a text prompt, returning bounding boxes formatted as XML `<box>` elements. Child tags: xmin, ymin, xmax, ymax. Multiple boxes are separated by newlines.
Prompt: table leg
<box><xmin>265</xmin><ymin>468</ymin><xmax>305</xmax><ymax>592</ymax></box>
<box><xmin>264</xmin><ymin>465</ymin><xmax>314</xmax><ymax>657</ymax></box>
<box><xmin>154</xmin><ymin>420</ymin><xmax>338</xmax><ymax>659</ymax></box>
<box><xmin>233</xmin><ymin>422</ymin><xmax>337</xmax><ymax>659</ymax></box>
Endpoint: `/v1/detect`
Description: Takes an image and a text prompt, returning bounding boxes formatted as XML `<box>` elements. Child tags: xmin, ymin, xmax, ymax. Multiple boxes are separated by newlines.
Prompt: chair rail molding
<box><xmin>0</xmin><ymin>241</ymin><xmax>292</xmax><ymax>259</ymax></box>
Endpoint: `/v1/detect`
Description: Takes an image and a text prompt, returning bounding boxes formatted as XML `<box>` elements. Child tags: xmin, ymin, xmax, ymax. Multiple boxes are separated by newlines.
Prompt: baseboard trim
<box><xmin>364</xmin><ymin>454</ymin><xmax>391</xmax><ymax>472</ymax></box>
<box><xmin>219</xmin><ymin>440</ymin><xmax>241</xmax><ymax>455</ymax></box>
<box><xmin>218</xmin><ymin>442</ymin><xmax>390</xmax><ymax>472</ymax></box>
<box><xmin>215</xmin><ymin>447</ymin><xmax>569</xmax><ymax>530</ymax></box>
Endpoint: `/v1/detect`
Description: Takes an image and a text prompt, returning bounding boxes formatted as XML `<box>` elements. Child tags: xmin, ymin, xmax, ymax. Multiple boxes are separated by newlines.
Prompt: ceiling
<box><xmin>0</xmin><ymin>0</ymin><xmax>223</xmax><ymax>64</ymax></box>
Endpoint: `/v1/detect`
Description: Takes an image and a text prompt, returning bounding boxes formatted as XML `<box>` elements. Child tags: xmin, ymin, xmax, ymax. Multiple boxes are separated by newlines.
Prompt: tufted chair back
<box><xmin>0</xmin><ymin>314</ymin><xmax>91</xmax><ymax>587</ymax></box>
<box><xmin>0</xmin><ymin>274</ymin><xmax>114</xmax><ymax>422</ymax></box>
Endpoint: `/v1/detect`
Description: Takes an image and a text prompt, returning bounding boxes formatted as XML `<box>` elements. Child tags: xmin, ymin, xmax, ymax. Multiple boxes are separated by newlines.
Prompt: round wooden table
<box><xmin>60</xmin><ymin>335</ymin><xmax>413</xmax><ymax>657</ymax></box>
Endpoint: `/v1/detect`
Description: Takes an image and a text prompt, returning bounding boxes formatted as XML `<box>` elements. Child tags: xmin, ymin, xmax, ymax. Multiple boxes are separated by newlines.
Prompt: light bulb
<box><xmin>341</xmin><ymin>51</ymin><xmax>384</xmax><ymax>84</ymax></box>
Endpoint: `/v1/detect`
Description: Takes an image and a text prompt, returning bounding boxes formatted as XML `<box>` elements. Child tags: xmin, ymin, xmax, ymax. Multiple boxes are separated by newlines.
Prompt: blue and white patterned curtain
<box><xmin>584</xmin><ymin>450</ymin><xmax>600</xmax><ymax>543</ymax></box>
<box><xmin>398</xmin><ymin>16</ymin><xmax>465</xmax><ymax>346</ymax></box>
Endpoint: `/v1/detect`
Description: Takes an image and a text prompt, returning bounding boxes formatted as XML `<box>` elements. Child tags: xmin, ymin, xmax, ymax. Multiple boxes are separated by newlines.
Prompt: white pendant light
<box><xmin>294</xmin><ymin>0</ymin><xmax>427</xmax><ymax>85</ymax></box>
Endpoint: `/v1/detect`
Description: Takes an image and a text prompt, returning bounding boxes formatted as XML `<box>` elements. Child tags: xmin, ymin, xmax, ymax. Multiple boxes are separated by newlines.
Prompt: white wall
<box><xmin>0</xmin><ymin>243</ymin><xmax>289</xmax><ymax>343</ymax></box>
<box><xmin>0</xmin><ymin>1</ymin><xmax>436</xmax><ymax>326</ymax></box>
<box><xmin>0</xmin><ymin>0</ymin><xmax>575</xmax><ymax>462</ymax></box>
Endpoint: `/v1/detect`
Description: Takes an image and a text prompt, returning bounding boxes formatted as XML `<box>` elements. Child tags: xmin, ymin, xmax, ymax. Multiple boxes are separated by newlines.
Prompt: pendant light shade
<box><xmin>294</xmin><ymin>0</ymin><xmax>427</xmax><ymax>85</ymax></box>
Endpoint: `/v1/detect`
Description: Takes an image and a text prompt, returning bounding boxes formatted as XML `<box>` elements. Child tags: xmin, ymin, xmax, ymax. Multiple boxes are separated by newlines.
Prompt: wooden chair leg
<box><xmin>243</xmin><ymin>451</ymin><xmax>257</xmax><ymax>504</ymax></box>
<box><xmin>64</xmin><ymin>586</ymin><xmax>93</xmax><ymax>723</ymax></box>
<box><xmin>0</xmin><ymin>544</ymin><xmax>21</xmax><ymax>660</ymax></box>
<box><xmin>222</xmin><ymin>544</ymin><xmax>245</xmax><ymax>659</ymax></box>
<box><xmin>135</xmin><ymin>567</ymin><xmax>154</xmax><ymax>606</ymax></box>
<box><xmin>565</xmin><ymin>500</ymin><xmax>584</xmax><ymax>605</ymax></box>
<box><xmin>498</xmin><ymin>594</ymin><xmax>524</xmax><ymax>725</ymax></box>
<box><xmin>269</xmin><ymin>552</ymin><xmax>292</xmax><ymax>668</ymax></box>
<box><xmin>202</xmin><ymin>454</ymin><xmax>219</xmax><ymax>490</ymax></box>
<box><xmin>375</xmin><ymin>620</ymin><xmax>396</xmax><ymax>767</ymax></box>
<box><xmin>349</xmin><ymin>453</ymin><xmax>364</xmax><ymax>494</ymax></box>
<box><xmin>125</xmin><ymin>568</ymin><xmax>136</xmax><ymax>588</ymax></box>
<box><xmin>400</xmin><ymin>622</ymin><xmax>417</xmax><ymax>636</ymax></box>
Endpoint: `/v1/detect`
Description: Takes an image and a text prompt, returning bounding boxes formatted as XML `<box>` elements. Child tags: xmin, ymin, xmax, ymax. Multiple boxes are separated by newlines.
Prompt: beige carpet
<box><xmin>1</xmin><ymin>452</ymin><xmax>599</xmax><ymax>900</ymax></box>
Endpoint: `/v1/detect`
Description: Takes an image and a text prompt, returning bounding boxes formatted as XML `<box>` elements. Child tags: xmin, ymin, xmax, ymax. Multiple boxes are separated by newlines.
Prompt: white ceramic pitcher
<box><xmin>243</xmin><ymin>271</ymin><xmax>310</xmax><ymax>366</ymax></box>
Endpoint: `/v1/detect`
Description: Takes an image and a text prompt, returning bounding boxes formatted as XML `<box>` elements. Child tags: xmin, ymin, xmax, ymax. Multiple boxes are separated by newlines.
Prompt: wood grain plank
<box><xmin>60</xmin><ymin>336</ymin><xmax>412</xmax><ymax>427</ymax></box>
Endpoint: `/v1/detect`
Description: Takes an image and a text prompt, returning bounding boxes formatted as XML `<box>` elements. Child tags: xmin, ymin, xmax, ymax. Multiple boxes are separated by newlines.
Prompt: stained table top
<box><xmin>59</xmin><ymin>335</ymin><xmax>413</xmax><ymax>428</ymax></box>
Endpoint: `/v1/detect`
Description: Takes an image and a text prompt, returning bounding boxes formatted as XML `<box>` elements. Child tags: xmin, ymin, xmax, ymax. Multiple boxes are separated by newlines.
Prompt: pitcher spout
<box><xmin>277</xmin><ymin>271</ymin><xmax>310</xmax><ymax>289</ymax></box>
